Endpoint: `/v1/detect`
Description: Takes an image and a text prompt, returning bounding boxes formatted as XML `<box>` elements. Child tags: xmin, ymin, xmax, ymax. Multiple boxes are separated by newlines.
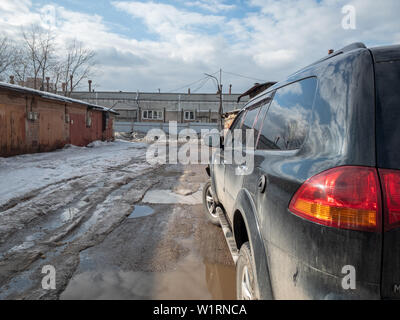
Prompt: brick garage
<box><xmin>68</xmin><ymin>104</ymin><xmax>114</xmax><ymax>147</ymax></box>
<box><xmin>0</xmin><ymin>83</ymin><xmax>117</xmax><ymax>157</ymax></box>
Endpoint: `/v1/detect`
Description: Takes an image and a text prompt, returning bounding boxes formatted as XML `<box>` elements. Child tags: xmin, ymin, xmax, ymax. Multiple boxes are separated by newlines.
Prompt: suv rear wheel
<box><xmin>236</xmin><ymin>242</ymin><xmax>259</xmax><ymax>300</ymax></box>
<box><xmin>202</xmin><ymin>181</ymin><xmax>220</xmax><ymax>226</ymax></box>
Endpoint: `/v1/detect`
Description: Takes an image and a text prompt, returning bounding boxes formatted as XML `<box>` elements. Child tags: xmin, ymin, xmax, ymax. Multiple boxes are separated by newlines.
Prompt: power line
<box><xmin>222</xmin><ymin>70</ymin><xmax>266</xmax><ymax>83</ymax></box>
<box><xmin>165</xmin><ymin>71</ymin><xmax>219</xmax><ymax>93</ymax></box>
<box><xmin>165</xmin><ymin>77</ymin><xmax>207</xmax><ymax>93</ymax></box>
<box><xmin>192</xmin><ymin>77</ymin><xmax>211</xmax><ymax>93</ymax></box>
<box><xmin>158</xmin><ymin>69</ymin><xmax>264</xmax><ymax>94</ymax></box>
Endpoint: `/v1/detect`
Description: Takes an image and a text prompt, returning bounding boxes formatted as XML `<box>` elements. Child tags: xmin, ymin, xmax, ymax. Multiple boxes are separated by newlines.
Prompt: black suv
<box><xmin>203</xmin><ymin>43</ymin><xmax>400</xmax><ymax>300</ymax></box>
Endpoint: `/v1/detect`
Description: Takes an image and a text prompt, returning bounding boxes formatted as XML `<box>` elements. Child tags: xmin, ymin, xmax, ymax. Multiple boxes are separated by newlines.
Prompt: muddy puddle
<box><xmin>0</xmin><ymin>181</ymin><xmax>102</xmax><ymax>256</ymax></box>
<box><xmin>128</xmin><ymin>205</ymin><xmax>155</xmax><ymax>219</ymax></box>
<box><xmin>0</xmin><ymin>244</ymin><xmax>67</xmax><ymax>299</ymax></box>
<box><xmin>41</xmin><ymin>207</ymin><xmax>79</xmax><ymax>231</ymax></box>
<box><xmin>61</xmin><ymin>252</ymin><xmax>236</xmax><ymax>300</ymax></box>
<box><xmin>63</xmin><ymin>180</ymin><xmax>139</xmax><ymax>243</ymax></box>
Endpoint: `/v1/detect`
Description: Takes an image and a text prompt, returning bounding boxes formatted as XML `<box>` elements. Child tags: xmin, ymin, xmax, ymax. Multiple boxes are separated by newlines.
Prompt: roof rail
<box><xmin>325</xmin><ymin>42</ymin><xmax>367</xmax><ymax>59</ymax></box>
<box><xmin>304</xmin><ymin>42</ymin><xmax>367</xmax><ymax>70</ymax></box>
<box><xmin>339</xmin><ymin>42</ymin><xmax>367</xmax><ymax>53</ymax></box>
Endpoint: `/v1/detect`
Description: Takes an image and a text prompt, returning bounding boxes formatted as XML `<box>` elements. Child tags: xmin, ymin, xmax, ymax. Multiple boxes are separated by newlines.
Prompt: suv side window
<box><xmin>230</xmin><ymin>110</ymin><xmax>245</xmax><ymax>131</ymax></box>
<box><xmin>225</xmin><ymin>110</ymin><xmax>245</xmax><ymax>148</ymax></box>
<box><xmin>241</xmin><ymin>106</ymin><xmax>261</xmax><ymax>146</ymax></box>
<box><xmin>253</xmin><ymin>95</ymin><xmax>274</xmax><ymax>144</ymax></box>
<box><xmin>257</xmin><ymin>77</ymin><xmax>317</xmax><ymax>151</ymax></box>
<box><xmin>232</xmin><ymin>95</ymin><xmax>274</xmax><ymax>148</ymax></box>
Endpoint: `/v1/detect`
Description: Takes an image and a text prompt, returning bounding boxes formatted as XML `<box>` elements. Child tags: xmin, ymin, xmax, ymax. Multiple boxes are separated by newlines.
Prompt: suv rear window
<box><xmin>257</xmin><ymin>77</ymin><xmax>317</xmax><ymax>150</ymax></box>
<box><xmin>376</xmin><ymin>59</ymin><xmax>400</xmax><ymax>169</ymax></box>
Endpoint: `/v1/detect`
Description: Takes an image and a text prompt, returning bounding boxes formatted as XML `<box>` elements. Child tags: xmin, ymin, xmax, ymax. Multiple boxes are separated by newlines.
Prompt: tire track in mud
<box><xmin>0</xmin><ymin>154</ymin><xmax>152</xmax><ymax>243</ymax></box>
<box><xmin>0</xmin><ymin>149</ymin><xmax>148</xmax><ymax>214</ymax></box>
<box><xmin>0</xmin><ymin>175</ymin><xmax>86</xmax><ymax>213</ymax></box>
<box><xmin>0</xmin><ymin>163</ymin><xmax>164</xmax><ymax>299</ymax></box>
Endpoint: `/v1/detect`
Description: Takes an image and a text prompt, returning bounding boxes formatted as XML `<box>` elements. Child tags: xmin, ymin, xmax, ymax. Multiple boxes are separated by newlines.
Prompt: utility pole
<box><xmin>134</xmin><ymin>90</ymin><xmax>140</xmax><ymax>131</ymax></box>
<box><xmin>219</xmin><ymin>68</ymin><xmax>223</xmax><ymax>129</ymax></box>
<box><xmin>205</xmin><ymin>69</ymin><xmax>223</xmax><ymax>130</ymax></box>
<box><xmin>70</xmin><ymin>75</ymin><xmax>73</xmax><ymax>96</ymax></box>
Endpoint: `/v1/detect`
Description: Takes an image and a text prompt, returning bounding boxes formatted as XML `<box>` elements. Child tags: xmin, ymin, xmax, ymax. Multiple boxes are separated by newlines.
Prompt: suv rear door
<box><xmin>224</xmin><ymin>94</ymin><xmax>273</xmax><ymax>219</ymax></box>
<box><xmin>373</xmin><ymin>47</ymin><xmax>400</xmax><ymax>299</ymax></box>
<box><xmin>212</xmin><ymin>111</ymin><xmax>246</xmax><ymax>205</ymax></box>
<box><xmin>254</xmin><ymin>77</ymin><xmax>318</xmax><ymax>299</ymax></box>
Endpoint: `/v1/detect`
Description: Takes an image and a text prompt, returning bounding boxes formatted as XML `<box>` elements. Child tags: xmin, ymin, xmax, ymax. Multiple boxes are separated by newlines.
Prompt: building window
<box><xmin>184</xmin><ymin>111</ymin><xmax>195</xmax><ymax>121</ymax></box>
<box><xmin>142</xmin><ymin>110</ymin><xmax>163</xmax><ymax>120</ymax></box>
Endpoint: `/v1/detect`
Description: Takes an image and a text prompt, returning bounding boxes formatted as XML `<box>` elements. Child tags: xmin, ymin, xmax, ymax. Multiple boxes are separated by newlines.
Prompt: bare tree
<box><xmin>21</xmin><ymin>24</ymin><xmax>56</xmax><ymax>90</ymax></box>
<box><xmin>3</xmin><ymin>25</ymin><xmax>96</xmax><ymax>93</ymax></box>
<box><xmin>0</xmin><ymin>35</ymin><xmax>16</xmax><ymax>80</ymax></box>
<box><xmin>10</xmin><ymin>45</ymin><xmax>32</xmax><ymax>84</ymax></box>
<box><xmin>62</xmin><ymin>40</ymin><xmax>96</xmax><ymax>96</ymax></box>
<box><xmin>38</xmin><ymin>29</ymin><xmax>55</xmax><ymax>90</ymax></box>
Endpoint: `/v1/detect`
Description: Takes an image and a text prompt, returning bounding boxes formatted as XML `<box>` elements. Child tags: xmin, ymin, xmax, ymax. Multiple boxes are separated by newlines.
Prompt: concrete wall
<box><xmin>115</xmin><ymin>121</ymin><xmax>218</xmax><ymax>134</ymax></box>
<box><xmin>70</xmin><ymin>92</ymin><xmax>248</xmax><ymax>125</ymax></box>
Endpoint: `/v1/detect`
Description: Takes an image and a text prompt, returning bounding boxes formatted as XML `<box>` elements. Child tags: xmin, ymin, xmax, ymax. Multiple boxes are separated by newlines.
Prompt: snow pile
<box><xmin>86</xmin><ymin>141</ymin><xmax>110</xmax><ymax>148</ymax></box>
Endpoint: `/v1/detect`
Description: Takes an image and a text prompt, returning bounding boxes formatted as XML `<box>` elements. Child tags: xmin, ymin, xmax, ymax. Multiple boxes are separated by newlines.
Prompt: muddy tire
<box><xmin>236</xmin><ymin>242</ymin><xmax>259</xmax><ymax>300</ymax></box>
<box><xmin>202</xmin><ymin>181</ymin><xmax>220</xmax><ymax>226</ymax></box>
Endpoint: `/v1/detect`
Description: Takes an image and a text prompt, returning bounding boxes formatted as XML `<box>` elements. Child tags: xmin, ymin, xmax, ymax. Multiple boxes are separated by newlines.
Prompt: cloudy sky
<box><xmin>0</xmin><ymin>0</ymin><xmax>399</xmax><ymax>93</ymax></box>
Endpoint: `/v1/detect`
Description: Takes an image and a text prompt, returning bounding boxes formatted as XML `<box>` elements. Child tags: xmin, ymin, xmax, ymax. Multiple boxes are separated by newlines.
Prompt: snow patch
<box><xmin>142</xmin><ymin>189</ymin><xmax>202</xmax><ymax>205</ymax></box>
<box><xmin>0</xmin><ymin>140</ymin><xmax>151</xmax><ymax>207</ymax></box>
<box><xmin>86</xmin><ymin>141</ymin><xmax>111</xmax><ymax>148</ymax></box>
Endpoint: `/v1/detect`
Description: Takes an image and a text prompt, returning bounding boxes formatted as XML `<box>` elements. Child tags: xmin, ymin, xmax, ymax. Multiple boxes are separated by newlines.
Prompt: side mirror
<box><xmin>203</xmin><ymin>132</ymin><xmax>223</xmax><ymax>148</ymax></box>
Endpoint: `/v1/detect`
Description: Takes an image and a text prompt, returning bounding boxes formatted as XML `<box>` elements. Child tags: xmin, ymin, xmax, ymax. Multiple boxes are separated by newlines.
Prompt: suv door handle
<box><xmin>258</xmin><ymin>175</ymin><xmax>267</xmax><ymax>193</ymax></box>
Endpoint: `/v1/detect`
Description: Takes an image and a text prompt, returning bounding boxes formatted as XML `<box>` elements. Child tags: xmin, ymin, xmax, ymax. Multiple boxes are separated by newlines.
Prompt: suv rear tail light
<box><xmin>289</xmin><ymin>166</ymin><xmax>381</xmax><ymax>232</ymax></box>
<box><xmin>379</xmin><ymin>169</ymin><xmax>400</xmax><ymax>231</ymax></box>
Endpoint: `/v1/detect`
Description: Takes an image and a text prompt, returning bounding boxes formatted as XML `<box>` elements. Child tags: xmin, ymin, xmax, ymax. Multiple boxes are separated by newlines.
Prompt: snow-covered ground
<box><xmin>0</xmin><ymin>140</ymin><xmax>150</xmax><ymax>208</ymax></box>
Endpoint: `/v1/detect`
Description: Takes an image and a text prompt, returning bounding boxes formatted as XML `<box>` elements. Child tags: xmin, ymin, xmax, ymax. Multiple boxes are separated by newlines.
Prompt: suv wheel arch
<box><xmin>233</xmin><ymin>190</ymin><xmax>274</xmax><ymax>300</ymax></box>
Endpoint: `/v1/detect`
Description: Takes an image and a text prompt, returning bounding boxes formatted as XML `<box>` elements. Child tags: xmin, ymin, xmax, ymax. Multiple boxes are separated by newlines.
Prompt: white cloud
<box><xmin>0</xmin><ymin>0</ymin><xmax>40</xmax><ymax>35</ymax></box>
<box><xmin>112</xmin><ymin>1</ymin><xmax>224</xmax><ymax>35</ymax></box>
<box><xmin>0</xmin><ymin>0</ymin><xmax>399</xmax><ymax>93</ymax></box>
<box><xmin>0</xmin><ymin>0</ymin><xmax>32</xmax><ymax>13</ymax></box>
<box><xmin>112</xmin><ymin>1</ymin><xmax>227</xmax><ymax>63</ymax></box>
<box><xmin>185</xmin><ymin>0</ymin><xmax>236</xmax><ymax>13</ymax></box>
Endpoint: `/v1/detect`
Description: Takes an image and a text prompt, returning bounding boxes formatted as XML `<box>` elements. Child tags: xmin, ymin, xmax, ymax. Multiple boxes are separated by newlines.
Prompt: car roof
<box><xmin>369</xmin><ymin>45</ymin><xmax>400</xmax><ymax>63</ymax></box>
<box><xmin>241</xmin><ymin>42</ymin><xmax>400</xmax><ymax>110</ymax></box>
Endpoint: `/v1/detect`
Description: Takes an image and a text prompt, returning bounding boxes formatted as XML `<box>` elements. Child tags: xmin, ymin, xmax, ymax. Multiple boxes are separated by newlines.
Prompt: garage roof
<box><xmin>0</xmin><ymin>82</ymin><xmax>119</xmax><ymax>114</ymax></box>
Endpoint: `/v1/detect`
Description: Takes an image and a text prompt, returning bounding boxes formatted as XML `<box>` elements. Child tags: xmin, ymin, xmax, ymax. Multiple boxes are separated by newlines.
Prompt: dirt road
<box><xmin>0</xmin><ymin>140</ymin><xmax>235</xmax><ymax>300</ymax></box>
